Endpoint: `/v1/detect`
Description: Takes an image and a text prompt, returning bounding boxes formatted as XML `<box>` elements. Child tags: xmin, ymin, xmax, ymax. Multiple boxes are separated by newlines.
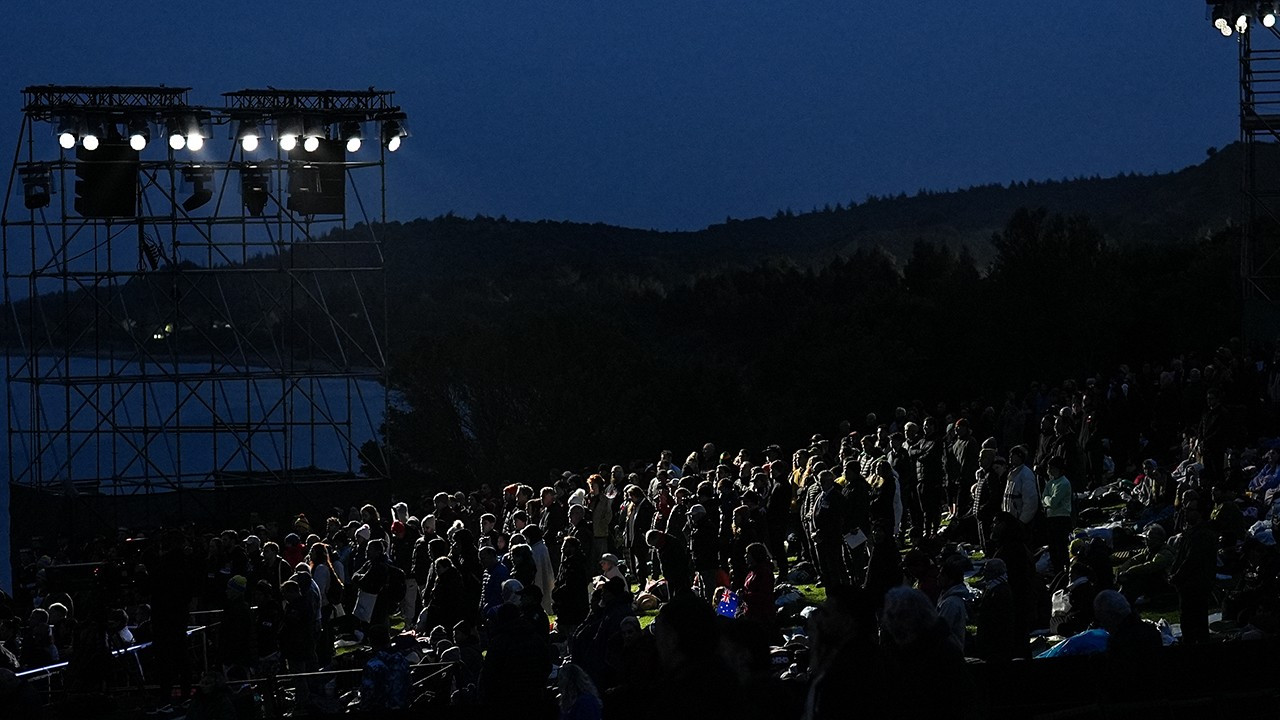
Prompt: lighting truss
<box><xmin>1</xmin><ymin>84</ymin><xmax>401</xmax><ymax>510</ymax></box>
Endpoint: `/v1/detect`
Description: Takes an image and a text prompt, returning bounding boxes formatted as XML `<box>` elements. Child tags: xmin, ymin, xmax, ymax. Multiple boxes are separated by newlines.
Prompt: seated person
<box><xmin>1246</xmin><ymin>449</ymin><xmax>1280</xmax><ymax>498</ymax></box>
<box><xmin>1116</xmin><ymin>524</ymin><xmax>1174</xmax><ymax>603</ymax></box>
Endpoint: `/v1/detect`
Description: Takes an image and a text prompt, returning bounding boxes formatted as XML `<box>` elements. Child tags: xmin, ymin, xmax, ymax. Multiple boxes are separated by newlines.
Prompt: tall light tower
<box><xmin>1210</xmin><ymin>2</ymin><xmax>1280</xmax><ymax>335</ymax></box>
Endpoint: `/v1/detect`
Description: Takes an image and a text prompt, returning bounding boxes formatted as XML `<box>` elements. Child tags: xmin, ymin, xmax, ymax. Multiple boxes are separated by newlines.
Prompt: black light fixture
<box><xmin>339</xmin><ymin>121</ymin><xmax>363</xmax><ymax>153</ymax></box>
<box><xmin>19</xmin><ymin>163</ymin><xmax>52</xmax><ymax>210</ymax></box>
<box><xmin>381</xmin><ymin>116</ymin><xmax>407</xmax><ymax>152</ymax></box>
<box><xmin>180</xmin><ymin>164</ymin><xmax>214</xmax><ymax>212</ymax></box>
<box><xmin>240</xmin><ymin>164</ymin><xmax>270</xmax><ymax>217</ymax></box>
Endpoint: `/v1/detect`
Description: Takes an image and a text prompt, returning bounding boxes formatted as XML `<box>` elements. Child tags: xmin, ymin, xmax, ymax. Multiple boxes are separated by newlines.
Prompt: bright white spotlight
<box><xmin>1267</xmin><ymin>13</ymin><xmax>1277</xmax><ymax>28</ymax></box>
<box><xmin>1216</xmin><ymin>18</ymin><xmax>1230</xmax><ymax>31</ymax></box>
<box><xmin>303</xmin><ymin>135</ymin><xmax>320</xmax><ymax>152</ymax></box>
<box><xmin>58</xmin><ymin>132</ymin><xmax>77</xmax><ymax>149</ymax></box>
<box><xmin>1223</xmin><ymin>24</ymin><xmax>1234</xmax><ymax>36</ymax></box>
<box><xmin>1238</xmin><ymin>15</ymin><xmax>1249</xmax><ymax>33</ymax></box>
<box><xmin>169</xmin><ymin>133</ymin><xmax>186</xmax><ymax>150</ymax></box>
<box><xmin>279</xmin><ymin>134</ymin><xmax>298</xmax><ymax>152</ymax></box>
<box><xmin>346</xmin><ymin>136</ymin><xmax>362</xmax><ymax>153</ymax></box>
<box><xmin>82</xmin><ymin>134</ymin><xmax>100</xmax><ymax>151</ymax></box>
<box><xmin>387</xmin><ymin>135</ymin><xmax>401</xmax><ymax>152</ymax></box>
<box><xmin>129</xmin><ymin>134</ymin><xmax>147</xmax><ymax>151</ymax></box>
<box><xmin>241</xmin><ymin>134</ymin><xmax>259</xmax><ymax>152</ymax></box>
<box><xmin>187</xmin><ymin>134</ymin><xmax>205</xmax><ymax>151</ymax></box>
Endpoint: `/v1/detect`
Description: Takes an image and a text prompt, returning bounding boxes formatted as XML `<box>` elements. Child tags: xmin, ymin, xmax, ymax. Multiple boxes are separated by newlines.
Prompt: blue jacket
<box><xmin>480</xmin><ymin>561</ymin><xmax>510</xmax><ymax>618</ymax></box>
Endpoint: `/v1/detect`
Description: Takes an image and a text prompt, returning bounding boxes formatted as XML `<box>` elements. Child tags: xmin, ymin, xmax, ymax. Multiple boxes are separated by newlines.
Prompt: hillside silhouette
<box><xmin>378</xmin><ymin>142</ymin><xmax>1252</xmax><ymax>294</ymax></box>
<box><xmin>2</xmin><ymin>143</ymin><xmax>1260</xmax><ymax>487</ymax></box>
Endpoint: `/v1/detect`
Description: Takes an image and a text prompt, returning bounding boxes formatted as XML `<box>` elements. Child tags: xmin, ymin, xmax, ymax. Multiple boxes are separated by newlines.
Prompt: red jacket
<box><xmin>741</xmin><ymin>564</ymin><xmax>775</xmax><ymax>622</ymax></box>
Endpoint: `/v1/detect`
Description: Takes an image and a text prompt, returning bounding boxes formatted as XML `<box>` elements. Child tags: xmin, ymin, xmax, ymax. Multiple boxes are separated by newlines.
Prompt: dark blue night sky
<box><xmin>0</xmin><ymin>2</ymin><xmax>1242</xmax><ymax>230</ymax></box>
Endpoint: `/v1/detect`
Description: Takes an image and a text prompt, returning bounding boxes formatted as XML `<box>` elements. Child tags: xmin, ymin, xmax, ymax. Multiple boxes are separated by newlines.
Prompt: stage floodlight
<box><xmin>180</xmin><ymin>164</ymin><xmax>214</xmax><ymax>212</ymax></box>
<box><xmin>166</xmin><ymin>117</ymin><xmax>187</xmax><ymax>150</ymax></box>
<box><xmin>382</xmin><ymin>118</ymin><xmax>407</xmax><ymax>152</ymax></box>
<box><xmin>1267</xmin><ymin>12</ymin><xmax>1278</xmax><ymax>28</ymax></box>
<box><xmin>340</xmin><ymin>121</ymin><xmax>363</xmax><ymax>153</ymax></box>
<box><xmin>237</xmin><ymin>120</ymin><xmax>261</xmax><ymax>152</ymax></box>
<box><xmin>303</xmin><ymin>117</ymin><xmax>326</xmax><ymax>153</ymax></box>
<box><xmin>20</xmin><ymin>163</ymin><xmax>52</xmax><ymax>210</ymax></box>
<box><xmin>277</xmin><ymin>115</ymin><xmax>303</xmax><ymax>152</ymax></box>
<box><xmin>56</xmin><ymin>117</ymin><xmax>78</xmax><ymax>150</ymax></box>
<box><xmin>128</xmin><ymin>119</ymin><xmax>151</xmax><ymax>151</ymax></box>
<box><xmin>1238</xmin><ymin>14</ymin><xmax>1249</xmax><ymax>33</ymax></box>
<box><xmin>81</xmin><ymin>119</ymin><xmax>102</xmax><ymax>151</ymax></box>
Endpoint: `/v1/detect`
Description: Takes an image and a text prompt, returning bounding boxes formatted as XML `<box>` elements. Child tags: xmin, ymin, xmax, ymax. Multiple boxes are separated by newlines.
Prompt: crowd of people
<box><xmin>3</xmin><ymin>341</ymin><xmax>1280</xmax><ymax>717</ymax></box>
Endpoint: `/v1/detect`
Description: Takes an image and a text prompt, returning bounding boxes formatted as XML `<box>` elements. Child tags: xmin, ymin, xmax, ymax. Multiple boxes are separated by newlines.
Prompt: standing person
<box><xmin>1168</xmin><ymin>500</ymin><xmax>1218</xmax><ymax>644</ymax></box>
<box><xmin>972</xmin><ymin>450</ymin><xmax>1005</xmax><ymax>552</ymax></box>
<box><xmin>687</xmin><ymin>504</ymin><xmax>720</xmax><ymax>596</ymax></box>
<box><xmin>646</xmin><ymin>529</ymin><xmax>691</xmax><ymax>594</ymax></box>
<box><xmin>890</xmin><ymin>432</ymin><xmax>922</xmax><ymax>543</ymax></box>
<box><xmin>1197</xmin><ymin>389</ymin><xmax>1233</xmax><ymax>488</ymax></box>
<box><xmin>739</xmin><ymin>543</ymin><xmax>776</xmax><ymax>632</ymax></box>
<box><xmin>524</xmin><ymin>525</ymin><xmax>557</xmax><ymax>614</ymax></box>
<box><xmin>908</xmin><ymin>419</ymin><xmax>946</xmax><ymax>538</ymax></box>
<box><xmin>947</xmin><ymin>419</ymin><xmax>979</xmax><ymax>519</ymax></box>
<box><xmin>764</xmin><ymin>462</ymin><xmax>793</xmax><ymax>575</ymax></box>
<box><xmin>810</xmin><ymin>471</ymin><xmax>849</xmax><ymax>587</ymax></box>
<box><xmin>588</xmin><ymin>475</ymin><xmax>614</xmax><ymax>561</ymax></box>
<box><xmin>623</xmin><ymin>486</ymin><xmax>655</xmax><ymax>586</ymax></box>
<box><xmin>1003</xmin><ymin>446</ymin><xmax>1039</xmax><ymax>530</ymax></box>
<box><xmin>421</xmin><ymin>556</ymin><xmax>467</xmax><ymax>633</ymax></box>
<box><xmin>478</xmin><ymin>546</ymin><xmax>510</xmax><ymax>622</ymax></box>
<box><xmin>350</xmin><ymin>540</ymin><xmax>390</xmax><ymax>631</ymax></box>
<box><xmin>552</xmin><ymin>537</ymin><xmax>591</xmax><ymax>637</ymax></box>
<box><xmin>539</xmin><ymin>487</ymin><xmax>569</xmax><ymax>564</ymax></box>
<box><xmin>149</xmin><ymin>531</ymin><xmax>195</xmax><ymax>704</ymax></box>
<box><xmin>1042</xmin><ymin>457</ymin><xmax>1074</xmax><ymax>573</ymax></box>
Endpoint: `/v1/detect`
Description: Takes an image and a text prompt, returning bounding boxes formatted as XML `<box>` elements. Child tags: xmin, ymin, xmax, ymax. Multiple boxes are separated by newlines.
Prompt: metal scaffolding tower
<box><xmin>2</xmin><ymin>85</ymin><xmax>404</xmax><ymax>498</ymax></box>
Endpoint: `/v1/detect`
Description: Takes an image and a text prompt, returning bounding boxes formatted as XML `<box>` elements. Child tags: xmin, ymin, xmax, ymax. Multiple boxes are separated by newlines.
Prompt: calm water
<box><xmin>2</xmin><ymin>356</ymin><xmax>385</xmax><ymax>492</ymax></box>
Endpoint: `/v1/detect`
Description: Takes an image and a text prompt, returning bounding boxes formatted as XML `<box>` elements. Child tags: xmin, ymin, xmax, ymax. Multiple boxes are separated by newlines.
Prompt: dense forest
<box><xmin>360</xmin><ymin>147</ymin><xmax>1251</xmax><ymax>489</ymax></box>
<box><xmin>2</xmin><ymin>144</ymin><xmax>1262</xmax><ymax>489</ymax></box>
